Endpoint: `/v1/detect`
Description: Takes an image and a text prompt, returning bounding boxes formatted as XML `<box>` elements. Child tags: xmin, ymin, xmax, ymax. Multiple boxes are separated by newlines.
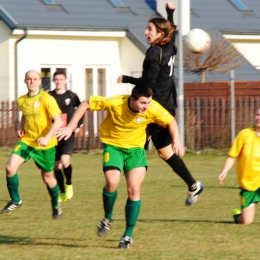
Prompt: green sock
<box><xmin>47</xmin><ymin>184</ymin><xmax>59</xmax><ymax>209</ymax></box>
<box><xmin>103</xmin><ymin>188</ymin><xmax>117</xmax><ymax>221</ymax></box>
<box><xmin>7</xmin><ymin>174</ymin><xmax>21</xmax><ymax>204</ymax></box>
<box><xmin>124</xmin><ymin>199</ymin><xmax>141</xmax><ymax>238</ymax></box>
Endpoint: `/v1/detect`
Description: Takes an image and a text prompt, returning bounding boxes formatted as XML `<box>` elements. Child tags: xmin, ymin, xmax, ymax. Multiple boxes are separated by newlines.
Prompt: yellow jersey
<box><xmin>89</xmin><ymin>95</ymin><xmax>173</xmax><ymax>149</ymax></box>
<box><xmin>229</xmin><ymin>127</ymin><xmax>260</xmax><ymax>191</ymax></box>
<box><xmin>17</xmin><ymin>90</ymin><xmax>61</xmax><ymax>149</ymax></box>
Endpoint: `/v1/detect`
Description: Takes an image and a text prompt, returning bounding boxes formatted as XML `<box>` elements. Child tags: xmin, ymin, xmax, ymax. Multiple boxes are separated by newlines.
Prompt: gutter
<box><xmin>14</xmin><ymin>28</ymin><xmax>28</xmax><ymax>101</ymax></box>
<box><xmin>0</xmin><ymin>4</ymin><xmax>17</xmax><ymax>29</ymax></box>
<box><xmin>223</xmin><ymin>34</ymin><xmax>260</xmax><ymax>40</ymax></box>
<box><xmin>12</xmin><ymin>29</ymin><xmax>126</xmax><ymax>37</ymax></box>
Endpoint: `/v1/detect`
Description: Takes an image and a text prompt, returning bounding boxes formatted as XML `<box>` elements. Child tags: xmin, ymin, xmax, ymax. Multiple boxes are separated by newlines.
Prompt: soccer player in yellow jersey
<box><xmin>1</xmin><ymin>70</ymin><xmax>63</xmax><ymax>219</ymax></box>
<box><xmin>218</xmin><ymin>108</ymin><xmax>260</xmax><ymax>224</ymax></box>
<box><xmin>57</xmin><ymin>84</ymin><xmax>184</xmax><ymax>249</ymax></box>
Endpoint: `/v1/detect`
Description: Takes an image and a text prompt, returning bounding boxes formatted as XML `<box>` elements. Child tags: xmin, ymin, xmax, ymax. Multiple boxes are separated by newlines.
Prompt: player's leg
<box><xmin>97</xmin><ymin>169</ymin><xmax>121</xmax><ymax>236</ymax></box>
<box><xmin>233</xmin><ymin>189</ymin><xmax>258</xmax><ymax>224</ymax></box>
<box><xmin>42</xmin><ymin>170</ymin><xmax>60</xmax><ymax>219</ymax></box>
<box><xmin>97</xmin><ymin>144</ymin><xmax>123</xmax><ymax>237</ymax></box>
<box><xmin>61</xmin><ymin>154</ymin><xmax>73</xmax><ymax>199</ymax></box>
<box><xmin>149</xmin><ymin>123</ymin><xmax>204</xmax><ymax>206</ymax></box>
<box><xmin>34</xmin><ymin>147</ymin><xmax>61</xmax><ymax>219</ymax></box>
<box><xmin>1</xmin><ymin>142</ymin><xmax>29</xmax><ymax>214</ymax></box>
<box><xmin>41</xmin><ymin>169</ymin><xmax>61</xmax><ymax>219</ymax></box>
<box><xmin>240</xmin><ymin>205</ymin><xmax>255</xmax><ymax>224</ymax></box>
<box><xmin>118</xmin><ymin>148</ymin><xmax>147</xmax><ymax>249</ymax></box>
<box><xmin>54</xmin><ymin>142</ymin><xmax>66</xmax><ymax>202</ymax></box>
<box><xmin>60</xmin><ymin>136</ymin><xmax>74</xmax><ymax>200</ymax></box>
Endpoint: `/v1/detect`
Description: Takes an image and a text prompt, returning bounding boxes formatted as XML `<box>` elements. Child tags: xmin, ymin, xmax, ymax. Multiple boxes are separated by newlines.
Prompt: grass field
<box><xmin>1</xmin><ymin>148</ymin><xmax>260</xmax><ymax>260</ymax></box>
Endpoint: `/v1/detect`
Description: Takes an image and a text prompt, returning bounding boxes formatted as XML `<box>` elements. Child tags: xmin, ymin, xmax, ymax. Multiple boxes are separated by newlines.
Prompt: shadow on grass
<box><xmin>169</xmin><ymin>184</ymin><xmax>239</xmax><ymax>190</ymax></box>
<box><xmin>0</xmin><ymin>235</ymin><xmax>121</xmax><ymax>250</ymax></box>
<box><xmin>94</xmin><ymin>218</ymin><xmax>235</xmax><ymax>225</ymax></box>
<box><xmin>138</xmin><ymin>219</ymin><xmax>235</xmax><ymax>224</ymax></box>
<box><xmin>0</xmin><ymin>235</ymin><xmax>87</xmax><ymax>247</ymax></box>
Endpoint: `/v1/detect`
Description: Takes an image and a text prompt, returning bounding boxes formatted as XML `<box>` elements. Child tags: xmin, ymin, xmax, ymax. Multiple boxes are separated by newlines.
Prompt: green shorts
<box><xmin>103</xmin><ymin>144</ymin><xmax>148</xmax><ymax>173</ymax></box>
<box><xmin>240</xmin><ymin>187</ymin><xmax>260</xmax><ymax>209</ymax></box>
<box><xmin>12</xmin><ymin>141</ymin><xmax>56</xmax><ymax>173</ymax></box>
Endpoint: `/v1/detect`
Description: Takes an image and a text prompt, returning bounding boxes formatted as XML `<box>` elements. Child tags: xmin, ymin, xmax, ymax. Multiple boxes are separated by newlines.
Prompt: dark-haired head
<box><xmin>53</xmin><ymin>70</ymin><xmax>67</xmax><ymax>79</ymax></box>
<box><xmin>148</xmin><ymin>17</ymin><xmax>176</xmax><ymax>46</ymax></box>
<box><xmin>131</xmin><ymin>84</ymin><xmax>153</xmax><ymax>100</ymax></box>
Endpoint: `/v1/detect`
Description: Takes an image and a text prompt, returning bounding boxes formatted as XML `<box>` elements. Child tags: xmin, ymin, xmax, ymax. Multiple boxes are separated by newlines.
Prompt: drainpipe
<box><xmin>14</xmin><ymin>28</ymin><xmax>28</xmax><ymax>101</ymax></box>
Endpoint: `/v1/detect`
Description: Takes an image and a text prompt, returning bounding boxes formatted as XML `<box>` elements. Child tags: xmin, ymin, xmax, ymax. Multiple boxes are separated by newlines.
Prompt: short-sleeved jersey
<box><xmin>17</xmin><ymin>90</ymin><xmax>61</xmax><ymax>149</ymax></box>
<box><xmin>49</xmin><ymin>90</ymin><xmax>82</xmax><ymax>127</ymax></box>
<box><xmin>89</xmin><ymin>95</ymin><xmax>173</xmax><ymax>149</ymax></box>
<box><xmin>228</xmin><ymin>127</ymin><xmax>260</xmax><ymax>191</ymax></box>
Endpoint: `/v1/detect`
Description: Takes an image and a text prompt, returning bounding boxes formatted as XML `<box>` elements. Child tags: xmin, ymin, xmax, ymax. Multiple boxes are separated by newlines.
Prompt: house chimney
<box><xmin>156</xmin><ymin>0</ymin><xmax>190</xmax><ymax>35</ymax></box>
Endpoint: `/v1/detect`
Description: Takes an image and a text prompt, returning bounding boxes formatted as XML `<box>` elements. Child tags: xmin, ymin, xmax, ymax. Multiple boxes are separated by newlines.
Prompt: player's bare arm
<box><xmin>168</xmin><ymin>119</ymin><xmax>185</xmax><ymax>157</ymax></box>
<box><xmin>38</xmin><ymin>114</ymin><xmax>62</xmax><ymax>146</ymax></box>
<box><xmin>218</xmin><ymin>156</ymin><xmax>236</xmax><ymax>185</ymax></box>
<box><xmin>57</xmin><ymin>100</ymin><xmax>89</xmax><ymax>141</ymax></box>
<box><xmin>17</xmin><ymin>115</ymin><xmax>25</xmax><ymax>138</ymax></box>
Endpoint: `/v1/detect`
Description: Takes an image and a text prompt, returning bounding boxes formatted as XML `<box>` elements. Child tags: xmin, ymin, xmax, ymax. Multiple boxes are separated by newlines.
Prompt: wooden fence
<box><xmin>1</xmin><ymin>96</ymin><xmax>260</xmax><ymax>151</ymax></box>
<box><xmin>184</xmin><ymin>97</ymin><xmax>260</xmax><ymax>150</ymax></box>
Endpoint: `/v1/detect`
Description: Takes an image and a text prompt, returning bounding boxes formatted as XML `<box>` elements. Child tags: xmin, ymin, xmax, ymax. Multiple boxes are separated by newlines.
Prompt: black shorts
<box><xmin>55</xmin><ymin>134</ymin><xmax>75</xmax><ymax>161</ymax></box>
<box><xmin>148</xmin><ymin>109</ymin><xmax>175</xmax><ymax>150</ymax></box>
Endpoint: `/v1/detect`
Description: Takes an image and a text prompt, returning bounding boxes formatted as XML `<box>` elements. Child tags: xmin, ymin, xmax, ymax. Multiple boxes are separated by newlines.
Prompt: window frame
<box><xmin>229</xmin><ymin>0</ymin><xmax>251</xmax><ymax>11</ymax></box>
<box><xmin>108</xmin><ymin>0</ymin><xmax>127</xmax><ymax>7</ymax></box>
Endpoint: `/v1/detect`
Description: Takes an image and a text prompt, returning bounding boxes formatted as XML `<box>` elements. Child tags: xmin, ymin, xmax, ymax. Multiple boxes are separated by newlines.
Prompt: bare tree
<box><xmin>181</xmin><ymin>33</ymin><xmax>245</xmax><ymax>82</ymax></box>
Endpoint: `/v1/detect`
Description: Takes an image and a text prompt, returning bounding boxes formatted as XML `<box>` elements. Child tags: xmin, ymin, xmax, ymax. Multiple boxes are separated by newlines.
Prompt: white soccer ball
<box><xmin>184</xmin><ymin>29</ymin><xmax>211</xmax><ymax>54</ymax></box>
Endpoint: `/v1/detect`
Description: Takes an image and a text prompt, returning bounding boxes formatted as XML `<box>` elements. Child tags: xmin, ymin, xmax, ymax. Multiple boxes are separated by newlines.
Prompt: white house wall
<box><xmin>118</xmin><ymin>37</ymin><xmax>145</xmax><ymax>94</ymax></box>
<box><xmin>231</xmin><ymin>40</ymin><xmax>260</xmax><ymax>70</ymax></box>
<box><xmin>0</xmin><ymin>21</ymin><xmax>12</xmax><ymax>101</ymax></box>
<box><xmin>11</xmin><ymin>34</ymin><xmax>144</xmax><ymax>101</ymax></box>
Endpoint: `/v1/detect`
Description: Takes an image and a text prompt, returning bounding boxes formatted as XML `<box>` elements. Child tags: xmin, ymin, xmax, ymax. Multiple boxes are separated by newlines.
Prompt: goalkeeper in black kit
<box><xmin>117</xmin><ymin>1</ymin><xmax>204</xmax><ymax>205</ymax></box>
<box><xmin>49</xmin><ymin>70</ymin><xmax>83</xmax><ymax>202</ymax></box>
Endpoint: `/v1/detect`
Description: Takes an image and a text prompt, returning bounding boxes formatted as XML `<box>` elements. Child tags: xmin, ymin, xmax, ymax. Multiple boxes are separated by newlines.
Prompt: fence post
<box><xmin>230</xmin><ymin>70</ymin><xmax>235</xmax><ymax>142</ymax></box>
<box><xmin>178</xmin><ymin>0</ymin><xmax>185</xmax><ymax>146</ymax></box>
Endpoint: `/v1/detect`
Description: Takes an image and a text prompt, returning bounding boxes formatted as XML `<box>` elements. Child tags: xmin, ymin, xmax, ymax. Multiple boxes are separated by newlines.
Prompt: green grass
<box><xmin>1</xmin><ymin>148</ymin><xmax>260</xmax><ymax>259</ymax></box>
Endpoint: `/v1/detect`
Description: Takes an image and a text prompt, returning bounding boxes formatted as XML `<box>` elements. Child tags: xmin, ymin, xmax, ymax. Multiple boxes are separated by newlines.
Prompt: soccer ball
<box><xmin>184</xmin><ymin>29</ymin><xmax>211</xmax><ymax>54</ymax></box>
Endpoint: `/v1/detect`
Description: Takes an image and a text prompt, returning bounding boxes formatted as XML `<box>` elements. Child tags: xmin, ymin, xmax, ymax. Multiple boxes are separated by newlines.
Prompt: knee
<box><xmin>128</xmin><ymin>186</ymin><xmax>141</xmax><ymax>198</ymax></box>
<box><xmin>60</xmin><ymin>156</ymin><xmax>71</xmax><ymax>168</ymax></box>
<box><xmin>105</xmin><ymin>180</ymin><xmax>119</xmax><ymax>192</ymax></box>
<box><xmin>157</xmin><ymin>150</ymin><xmax>172</xmax><ymax>161</ymax></box>
<box><xmin>5</xmin><ymin>163</ymin><xmax>16</xmax><ymax>176</ymax></box>
<box><xmin>240</xmin><ymin>216</ymin><xmax>254</xmax><ymax>225</ymax></box>
<box><xmin>240</xmin><ymin>218</ymin><xmax>253</xmax><ymax>225</ymax></box>
<box><xmin>55</xmin><ymin>161</ymin><xmax>62</xmax><ymax>170</ymax></box>
<box><xmin>42</xmin><ymin>176</ymin><xmax>48</xmax><ymax>185</ymax></box>
<box><xmin>157</xmin><ymin>150</ymin><xmax>165</xmax><ymax>160</ymax></box>
<box><xmin>42</xmin><ymin>174</ymin><xmax>53</xmax><ymax>185</ymax></box>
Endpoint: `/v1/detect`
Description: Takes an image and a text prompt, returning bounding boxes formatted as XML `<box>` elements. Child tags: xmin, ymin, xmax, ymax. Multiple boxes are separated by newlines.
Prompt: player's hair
<box><xmin>131</xmin><ymin>84</ymin><xmax>153</xmax><ymax>100</ymax></box>
<box><xmin>149</xmin><ymin>17</ymin><xmax>176</xmax><ymax>46</ymax></box>
<box><xmin>53</xmin><ymin>69</ymin><xmax>67</xmax><ymax>78</ymax></box>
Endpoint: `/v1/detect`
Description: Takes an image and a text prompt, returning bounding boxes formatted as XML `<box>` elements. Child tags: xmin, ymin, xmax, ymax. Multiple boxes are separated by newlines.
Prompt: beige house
<box><xmin>0</xmin><ymin>0</ymin><xmax>155</xmax><ymax>101</ymax></box>
<box><xmin>0</xmin><ymin>0</ymin><xmax>259</xmax><ymax>102</ymax></box>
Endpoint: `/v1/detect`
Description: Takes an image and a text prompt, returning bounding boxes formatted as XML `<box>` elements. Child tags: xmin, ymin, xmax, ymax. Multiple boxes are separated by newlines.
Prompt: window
<box><xmin>41</xmin><ymin>66</ymin><xmax>71</xmax><ymax>91</ymax></box>
<box><xmin>109</xmin><ymin>0</ymin><xmax>126</xmax><ymax>7</ymax></box>
<box><xmin>229</xmin><ymin>0</ymin><xmax>250</xmax><ymax>11</ymax></box>
<box><xmin>41</xmin><ymin>0</ymin><xmax>67</xmax><ymax>11</ymax></box>
<box><xmin>85</xmin><ymin>66</ymin><xmax>110</xmax><ymax>136</ymax></box>
<box><xmin>41</xmin><ymin>68</ymin><xmax>51</xmax><ymax>91</ymax></box>
<box><xmin>41</xmin><ymin>0</ymin><xmax>57</xmax><ymax>4</ymax></box>
<box><xmin>85</xmin><ymin>66</ymin><xmax>110</xmax><ymax>98</ymax></box>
